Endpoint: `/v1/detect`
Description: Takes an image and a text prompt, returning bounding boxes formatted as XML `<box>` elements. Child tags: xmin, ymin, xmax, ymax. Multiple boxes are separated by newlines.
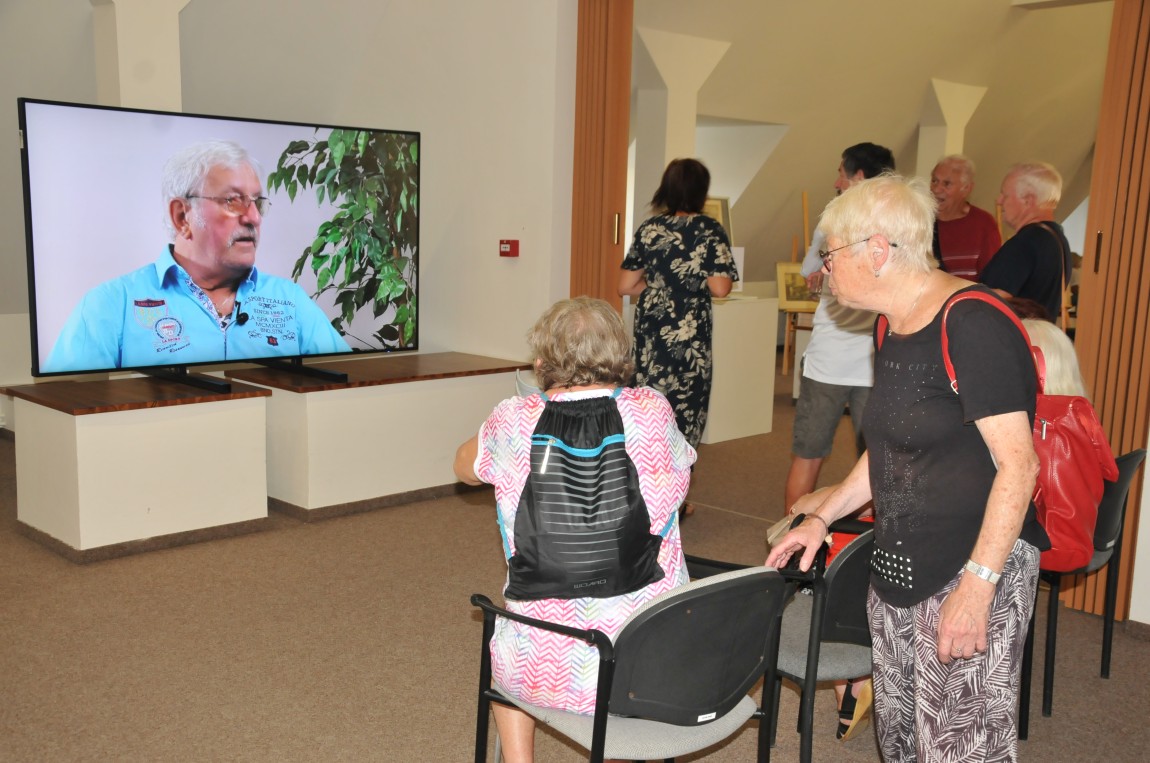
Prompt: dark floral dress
<box><xmin>622</xmin><ymin>213</ymin><xmax>738</xmax><ymax>447</ymax></box>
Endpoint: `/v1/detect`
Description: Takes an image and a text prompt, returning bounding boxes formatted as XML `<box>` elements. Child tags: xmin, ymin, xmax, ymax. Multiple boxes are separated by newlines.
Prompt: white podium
<box><xmin>701</xmin><ymin>295</ymin><xmax>779</xmax><ymax>444</ymax></box>
<box><xmin>5</xmin><ymin>379</ymin><xmax>270</xmax><ymax>560</ymax></box>
<box><xmin>228</xmin><ymin>353</ymin><xmax>528</xmax><ymax>518</ymax></box>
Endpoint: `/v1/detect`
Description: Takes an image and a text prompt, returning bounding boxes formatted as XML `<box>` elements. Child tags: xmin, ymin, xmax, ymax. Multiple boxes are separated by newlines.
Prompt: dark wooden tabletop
<box><xmin>2</xmin><ymin>353</ymin><xmax>530</xmax><ymax>414</ymax></box>
<box><xmin>225</xmin><ymin>352</ymin><xmax>530</xmax><ymax>393</ymax></box>
<box><xmin>2</xmin><ymin>377</ymin><xmax>271</xmax><ymax>416</ymax></box>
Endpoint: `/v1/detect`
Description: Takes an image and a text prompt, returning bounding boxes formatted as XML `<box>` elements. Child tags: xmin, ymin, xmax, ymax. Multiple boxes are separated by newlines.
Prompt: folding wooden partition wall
<box><xmin>570</xmin><ymin>0</ymin><xmax>632</xmax><ymax>309</ymax></box>
<box><xmin>1068</xmin><ymin>0</ymin><xmax>1150</xmax><ymax>619</ymax></box>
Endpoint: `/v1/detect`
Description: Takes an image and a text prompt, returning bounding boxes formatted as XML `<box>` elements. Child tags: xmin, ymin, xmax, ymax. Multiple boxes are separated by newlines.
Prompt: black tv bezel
<box><xmin>18</xmin><ymin>97</ymin><xmax>420</xmax><ymax>378</ymax></box>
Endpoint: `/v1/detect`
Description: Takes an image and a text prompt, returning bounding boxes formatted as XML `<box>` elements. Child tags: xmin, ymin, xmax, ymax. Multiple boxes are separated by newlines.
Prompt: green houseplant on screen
<box><xmin>268</xmin><ymin>128</ymin><xmax>419</xmax><ymax>350</ymax></box>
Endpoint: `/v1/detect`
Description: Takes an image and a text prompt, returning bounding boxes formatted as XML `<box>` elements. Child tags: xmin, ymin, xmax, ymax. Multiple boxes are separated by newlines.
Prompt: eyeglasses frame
<box><xmin>817</xmin><ymin>234</ymin><xmax>898</xmax><ymax>270</ymax></box>
<box><xmin>185</xmin><ymin>193</ymin><xmax>271</xmax><ymax>217</ymax></box>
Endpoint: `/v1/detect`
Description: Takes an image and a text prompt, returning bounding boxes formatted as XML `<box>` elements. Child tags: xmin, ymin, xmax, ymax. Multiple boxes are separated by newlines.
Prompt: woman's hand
<box><xmin>707</xmin><ymin>275</ymin><xmax>733</xmax><ymax>298</ymax></box>
<box><xmin>769</xmin><ymin>455</ymin><xmax>872</xmax><ymax>571</ymax></box>
<box><xmin>936</xmin><ymin>575</ymin><xmax>995</xmax><ymax>663</ymax></box>
<box><xmin>765</xmin><ymin>514</ymin><xmax>829</xmax><ymax>572</ymax></box>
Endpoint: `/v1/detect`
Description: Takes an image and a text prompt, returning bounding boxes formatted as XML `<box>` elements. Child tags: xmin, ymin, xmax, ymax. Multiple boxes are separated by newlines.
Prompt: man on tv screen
<box><xmin>42</xmin><ymin>140</ymin><xmax>350</xmax><ymax>373</ymax></box>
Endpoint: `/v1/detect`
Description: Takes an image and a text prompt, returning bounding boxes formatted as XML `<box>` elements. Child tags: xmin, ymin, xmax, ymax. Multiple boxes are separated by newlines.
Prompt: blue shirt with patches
<box><xmin>43</xmin><ymin>247</ymin><xmax>350</xmax><ymax>373</ymax></box>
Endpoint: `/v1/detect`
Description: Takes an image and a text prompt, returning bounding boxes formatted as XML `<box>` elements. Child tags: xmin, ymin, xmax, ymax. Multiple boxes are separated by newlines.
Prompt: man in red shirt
<box><xmin>930</xmin><ymin>155</ymin><xmax>1002</xmax><ymax>280</ymax></box>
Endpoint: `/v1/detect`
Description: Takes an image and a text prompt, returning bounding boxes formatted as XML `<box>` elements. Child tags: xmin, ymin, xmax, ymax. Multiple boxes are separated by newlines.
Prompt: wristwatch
<box><xmin>964</xmin><ymin>559</ymin><xmax>1002</xmax><ymax>585</ymax></box>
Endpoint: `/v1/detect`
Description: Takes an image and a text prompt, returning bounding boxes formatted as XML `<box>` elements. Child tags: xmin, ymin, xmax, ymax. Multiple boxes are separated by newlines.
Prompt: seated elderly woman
<box><xmin>768</xmin><ymin>174</ymin><xmax>1048</xmax><ymax>761</ymax></box>
<box><xmin>454</xmin><ymin>297</ymin><xmax>695</xmax><ymax>763</ymax></box>
<box><xmin>1023</xmin><ymin>317</ymin><xmax>1089</xmax><ymax>397</ymax></box>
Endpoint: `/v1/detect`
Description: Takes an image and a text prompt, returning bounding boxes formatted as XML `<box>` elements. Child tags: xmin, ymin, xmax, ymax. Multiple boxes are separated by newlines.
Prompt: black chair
<box><xmin>770</xmin><ymin>525</ymin><xmax>875</xmax><ymax>763</ymax></box>
<box><xmin>1018</xmin><ymin>448</ymin><xmax>1147</xmax><ymax>739</ymax></box>
<box><xmin>471</xmin><ymin>566</ymin><xmax>790</xmax><ymax>762</ymax></box>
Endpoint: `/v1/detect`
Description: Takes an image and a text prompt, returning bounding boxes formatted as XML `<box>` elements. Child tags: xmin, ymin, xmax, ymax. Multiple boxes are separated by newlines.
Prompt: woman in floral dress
<box><xmin>619</xmin><ymin>158</ymin><xmax>739</xmax><ymax>448</ymax></box>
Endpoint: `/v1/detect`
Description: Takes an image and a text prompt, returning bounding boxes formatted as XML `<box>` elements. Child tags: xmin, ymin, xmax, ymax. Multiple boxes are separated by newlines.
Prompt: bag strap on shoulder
<box><xmin>539</xmin><ymin>387</ymin><xmax>625</xmax><ymax>402</ymax></box>
<box><xmin>876</xmin><ymin>290</ymin><xmax>1042</xmax><ymax>395</ymax></box>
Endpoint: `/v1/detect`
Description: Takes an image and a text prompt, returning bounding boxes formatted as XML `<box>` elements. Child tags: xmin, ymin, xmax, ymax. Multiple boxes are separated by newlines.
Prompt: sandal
<box><xmin>836</xmin><ymin>678</ymin><xmax>873</xmax><ymax>741</ymax></box>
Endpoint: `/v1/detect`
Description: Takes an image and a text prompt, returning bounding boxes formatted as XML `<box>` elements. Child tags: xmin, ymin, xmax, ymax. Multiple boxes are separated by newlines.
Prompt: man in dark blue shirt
<box><xmin>979</xmin><ymin>162</ymin><xmax>1071</xmax><ymax>322</ymax></box>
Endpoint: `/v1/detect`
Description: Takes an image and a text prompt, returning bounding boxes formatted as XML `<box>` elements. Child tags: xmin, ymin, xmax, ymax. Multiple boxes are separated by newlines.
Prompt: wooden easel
<box><xmin>780</xmin><ymin>192</ymin><xmax>816</xmax><ymax>376</ymax></box>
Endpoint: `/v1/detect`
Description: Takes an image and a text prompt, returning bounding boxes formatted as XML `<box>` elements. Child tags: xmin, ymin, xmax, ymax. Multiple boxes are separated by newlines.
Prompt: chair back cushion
<box><xmin>820</xmin><ymin>529</ymin><xmax>874</xmax><ymax>647</ymax></box>
<box><xmin>1091</xmin><ymin>449</ymin><xmax>1147</xmax><ymax>557</ymax></box>
<box><xmin>608</xmin><ymin>567</ymin><xmax>787</xmax><ymax>726</ymax></box>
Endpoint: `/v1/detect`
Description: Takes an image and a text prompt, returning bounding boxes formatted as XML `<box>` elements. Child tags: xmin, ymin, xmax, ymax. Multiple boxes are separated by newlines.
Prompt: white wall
<box><xmin>0</xmin><ymin>0</ymin><xmax>577</xmax><ymax>402</ymax></box>
<box><xmin>0</xmin><ymin>0</ymin><xmax>100</xmax><ymax>399</ymax></box>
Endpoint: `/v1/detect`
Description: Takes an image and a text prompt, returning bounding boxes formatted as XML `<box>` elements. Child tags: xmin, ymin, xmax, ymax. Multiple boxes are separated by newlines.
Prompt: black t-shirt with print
<box><xmin>864</xmin><ymin>285</ymin><xmax>1045</xmax><ymax>606</ymax></box>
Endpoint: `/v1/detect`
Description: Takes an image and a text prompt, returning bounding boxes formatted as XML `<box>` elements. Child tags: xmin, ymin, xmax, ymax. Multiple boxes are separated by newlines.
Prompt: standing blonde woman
<box><xmin>768</xmin><ymin>175</ymin><xmax>1048</xmax><ymax>761</ymax></box>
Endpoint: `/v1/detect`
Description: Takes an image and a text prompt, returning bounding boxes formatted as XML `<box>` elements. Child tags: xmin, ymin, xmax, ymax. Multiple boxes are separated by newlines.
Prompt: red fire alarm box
<box><xmin>499</xmin><ymin>239</ymin><xmax>519</xmax><ymax>258</ymax></box>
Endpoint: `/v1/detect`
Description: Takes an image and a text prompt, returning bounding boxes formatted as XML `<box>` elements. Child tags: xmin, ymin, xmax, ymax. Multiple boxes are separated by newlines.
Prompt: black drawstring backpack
<box><xmin>504</xmin><ymin>389</ymin><xmax>672</xmax><ymax>601</ymax></box>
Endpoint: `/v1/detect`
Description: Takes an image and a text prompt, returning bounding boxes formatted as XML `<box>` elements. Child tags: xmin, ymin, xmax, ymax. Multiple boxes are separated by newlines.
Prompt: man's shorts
<box><xmin>791</xmin><ymin>373</ymin><xmax>871</xmax><ymax>459</ymax></box>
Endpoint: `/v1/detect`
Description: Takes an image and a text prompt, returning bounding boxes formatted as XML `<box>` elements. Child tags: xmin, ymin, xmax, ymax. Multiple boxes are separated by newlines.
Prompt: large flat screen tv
<box><xmin>19</xmin><ymin>98</ymin><xmax>419</xmax><ymax>377</ymax></box>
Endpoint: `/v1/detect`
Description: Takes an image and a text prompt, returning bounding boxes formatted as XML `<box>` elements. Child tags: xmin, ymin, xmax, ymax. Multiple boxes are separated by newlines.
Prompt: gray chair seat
<box><xmin>497</xmin><ymin>688</ymin><xmax>759</xmax><ymax>760</ymax></box>
<box><xmin>777</xmin><ymin>593</ymin><xmax>872</xmax><ymax>681</ymax></box>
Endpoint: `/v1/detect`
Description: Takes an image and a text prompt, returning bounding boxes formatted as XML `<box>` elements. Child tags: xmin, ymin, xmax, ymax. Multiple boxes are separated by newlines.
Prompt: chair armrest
<box><xmin>470</xmin><ymin>594</ymin><xmax>614</xmax><ymax>657</ymax></box>
<box><xmin>828</xmin><ymin>517</ymin><xmax>874</xmax><ymax>535</ymax></box>
<box><xmin>684</xmin><ymin>554</ymin><xmax>751</xmax><ymax>579</ymax></box>
<box><xmin>769</xmin><ymin>513</ymin><xmax>829</xmax><ymax>584</ymax></box>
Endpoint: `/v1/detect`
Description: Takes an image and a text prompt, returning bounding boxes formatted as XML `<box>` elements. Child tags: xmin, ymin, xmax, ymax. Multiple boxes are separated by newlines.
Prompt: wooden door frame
<box><xmin>569</xmin><ymin>0</ymin><xmax>632</xmax><ymax>309</ymax></box>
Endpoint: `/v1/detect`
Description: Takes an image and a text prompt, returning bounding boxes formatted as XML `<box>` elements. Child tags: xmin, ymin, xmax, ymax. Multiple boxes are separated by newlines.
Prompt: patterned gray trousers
<box><xmin>868</xmin><ymin>539</ymin><xmax>1039</xmax><ymax>762</ymax></box>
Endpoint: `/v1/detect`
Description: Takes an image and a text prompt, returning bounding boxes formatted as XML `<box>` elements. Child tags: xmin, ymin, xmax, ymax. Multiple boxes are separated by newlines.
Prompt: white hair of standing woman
<box><xmin>817</xmin><ymin>173</ymin><xmax>938</xmax><ymax>275</ymax></box>
<box><xmin>1024</xmin><ymin>318</ymin><xmax>1088</xmax><ymax>398</ymax></box>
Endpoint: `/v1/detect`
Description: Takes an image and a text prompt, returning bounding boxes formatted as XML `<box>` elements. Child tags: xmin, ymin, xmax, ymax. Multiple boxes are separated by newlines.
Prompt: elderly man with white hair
<box><xmin>979</xmin><ymin>162</ymin><xmax>1073</xmax><ymax>320</ymax></box>
<box><xmin>44</xmin><ymin>140</ymin><xmax>350</xmax><ymax>372</ymax></box>
<box><xmin>930</xmin><ymin>154</ymin><xmax>1001</xmax><ymax>279</ymax></box>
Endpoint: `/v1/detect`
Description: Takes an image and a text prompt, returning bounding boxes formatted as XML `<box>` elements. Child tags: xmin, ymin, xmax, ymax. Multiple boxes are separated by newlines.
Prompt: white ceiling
<box><xmin>632</xmin><ymin>0</ymin><xmax>1114</xmax><ymax>281</ymax></box>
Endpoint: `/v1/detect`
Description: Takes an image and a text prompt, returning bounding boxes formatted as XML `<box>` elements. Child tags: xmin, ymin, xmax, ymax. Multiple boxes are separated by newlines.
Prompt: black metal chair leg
<box><xmin>475</xmin><ymin>611</ymin><xmax>496</xmax><ymax>762</ymax></box>
<box><xmin>769</xmin><ymin>676</ymin><xmax>781</xmax><ymax>747</ymax></box>
<box><xmin>798</xmin><ymin>682</ymin><xmax>815</xmax><ymax>763</ymax></box>
<box><xmin>1042</xmin><ymin>575</ymin><xmax>1060</xmax><ymax>717</ymax></box>
<box><xmin>1102</xmin><ymin>538</ymin><xmax>1122</xmax><ymax>678</ymax></box>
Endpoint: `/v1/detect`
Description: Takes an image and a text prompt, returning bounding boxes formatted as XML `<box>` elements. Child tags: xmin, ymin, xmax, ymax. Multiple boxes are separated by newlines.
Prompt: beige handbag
<box><xmin>766</xmin><ymin>514</ymin><xmax>797</xmax><ymax>548</ymax></box>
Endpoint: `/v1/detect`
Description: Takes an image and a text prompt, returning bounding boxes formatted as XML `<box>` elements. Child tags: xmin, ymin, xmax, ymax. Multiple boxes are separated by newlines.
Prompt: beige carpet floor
<box><xmin>1</xmin><ymin>363</ymin><xmax>1147</xmax><ymax>761</ymax></box>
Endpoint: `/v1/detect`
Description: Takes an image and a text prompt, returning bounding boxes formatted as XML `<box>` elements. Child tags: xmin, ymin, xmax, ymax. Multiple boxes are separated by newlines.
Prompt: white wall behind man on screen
<box><xmin>0</xmin><ymin>0</ymin><xmax>99</xmax><ymax>389</ymax></box>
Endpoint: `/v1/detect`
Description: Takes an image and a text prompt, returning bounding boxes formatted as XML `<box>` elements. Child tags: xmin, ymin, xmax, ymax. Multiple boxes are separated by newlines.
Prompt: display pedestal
<box><xmin>227</xmin><ymin>352</ymin><xmax>529</xmax><ymax>519</ymax></box>
<box><xmin>3</xmin><ymin>379</ymin><xmax>271</xmax><ymax>562</ymax></box>
<box><xmin>701</xmin><ymin>296</ymin><xmax>778</xmax><ymax>444</ymax></box>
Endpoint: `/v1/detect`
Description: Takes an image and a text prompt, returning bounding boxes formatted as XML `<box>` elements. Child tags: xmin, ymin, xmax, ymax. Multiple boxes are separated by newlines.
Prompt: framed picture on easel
<box><xmin>703</xmin><ymin>196</ymin><xmax>732</xmax><ymax>242</ymax></box>
<box><xmin>776</xmin><ymin>262</ymin><xmax>819</xmax><ymax>311</ymax></box>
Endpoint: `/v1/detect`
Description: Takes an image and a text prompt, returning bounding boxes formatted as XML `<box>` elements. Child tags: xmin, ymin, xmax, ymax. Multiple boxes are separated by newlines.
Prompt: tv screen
<box><xmin>18</xmin><ymin>98</ymin><xmax>419</xmax><ymax>377</ymax></box>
